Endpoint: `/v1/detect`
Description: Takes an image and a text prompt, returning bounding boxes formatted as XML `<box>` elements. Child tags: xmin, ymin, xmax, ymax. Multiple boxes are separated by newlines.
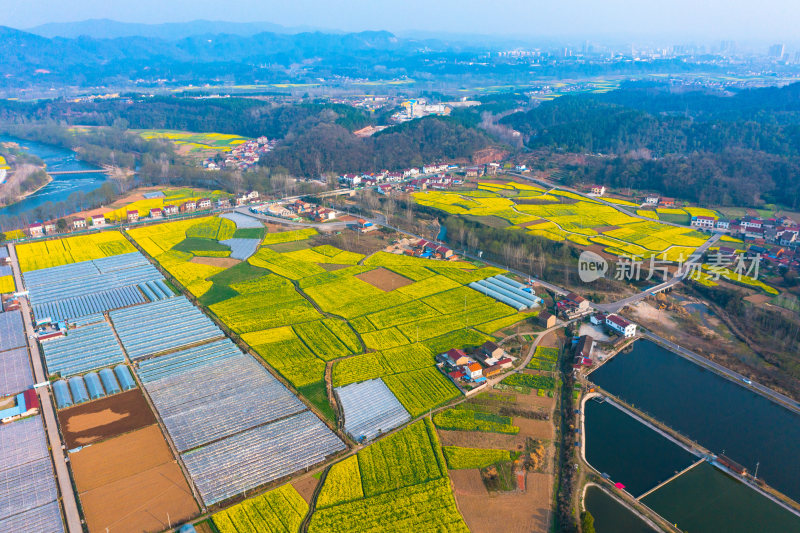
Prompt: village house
<box><xmin>716</xmin><ymin>219</ymin><xmax>730</xmax><ymax>230</ymax></box>
<box><xmin>163</xmin><ymin>204</ymin><xmax>178</xmax><ymax>216</ymax></box>
<box><xmin>91</xmin><ymin>215</ymin><xmax>106</xmax><ymax>227</ymax></box>
<box><xmin>691</xmin><ymin>215</ymin><xmax>715</xmax><ymax>229</ymax></box>
<box><xmin>576</xmin><ymin>335</ymin><xmax>594</xmax><ymax>359</ymax></box>
<box><xmin>127</xmin><ymin>210</ymin><xmax>139</xmax><ymax>223</ymax></box>
<box><xmin>466</xmin><ymin>362</ymin><xmax>483</xmax><ymax>380</ymax></box>
<box><xmin>443</xmin><ymin>348</ymin><xmax>470</xmax><ymax>368</ymax></box>
<box><xmin>482</xmin><ymin>364</ymin><xmax>503</xmax><ymax>378</ymax></box>
<box><xmin>659</xmin><ymin>197</ymin><xmax>676</xmax><ymax>207</ymax></box>
<box><xmin>44</xmin><ymin>222</ymin><xmax>57</xmax><ymax>234</ymax></box>
<box><xmin>71</xmin><ymin>218</ymin><xmax>86</xmax><ymax>230</ymax></box>
<box><xmin>565</xmin><ymin>292</ymin><xmax>590</xmax><ymax>311</ymax></box>
<box><xmin>590</xmin><ymin>184</ymin><xmax>606</xmax><ymax>196</ymax></box>
<box><xmin>28</xmin><ymin>223</ymin><xmax>43</xmax><ymax>237</ymax></box>
<box><xmin>198</xmin><ymin>198</ymin><xmax>212</xmax><ymax>209</ymax></box>
<box><xmin>149</xmin><ymin>208</ymin><xmax>163</xmax><ymax>219</ymax></box>
<box><xmin>589</xmin><ymin>312</ymin><xmax>607</xmax><ymax>326</ymax></box>
<box><xmin>644</xmin><ymin>194</ymin><xmax>660</xmax><ymax>205</ymax></box>
<box><xmin>605</xmin><ymin>314</ymin><xmax>637</xmax><ymax>338</ymax></box>
<box><xmin>182</xmin><ymin>200</ymin><xmax>197</xmax><ymax>212</ymax></box>
<box><xmin>465</xmin><ymin>166</ymin><xmax>483</xmax><ymax>178</ymax></box>
<box><xmin>538</xmin><ymin>310</ymin><xmax>556</xmax><ymax>328</ymax></box>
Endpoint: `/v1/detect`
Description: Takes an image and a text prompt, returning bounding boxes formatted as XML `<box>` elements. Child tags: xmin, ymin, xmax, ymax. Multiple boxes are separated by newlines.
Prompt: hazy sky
<box><xmin>1</xmin><ymin>0</ymin><xmax>798</xmax><ymax>42</ymax></box>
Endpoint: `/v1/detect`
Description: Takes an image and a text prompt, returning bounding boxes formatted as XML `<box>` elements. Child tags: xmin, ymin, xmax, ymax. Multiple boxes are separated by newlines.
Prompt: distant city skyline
<box><xmin>2</xmin><ymin>0</ymin><xmax>800</xmax><ymax>44</ymax></box>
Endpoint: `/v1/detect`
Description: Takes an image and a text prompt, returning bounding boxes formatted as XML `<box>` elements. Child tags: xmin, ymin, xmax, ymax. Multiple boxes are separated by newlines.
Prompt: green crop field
<box><xmin>443</xmin><ymin>446</ymin><xmax>511</xmax><ymax>470</ymax></box>
<box><xmin>503</xmin><ymin>373</ymin><xmax>557</xmax><ymax>390</ymax></box>
<box><xmin>129</xmin><ymin>222</ymin><xmax>534</xmax><ymax>425</ymax></box>
<box><xmin>135</xmin><ymin>129</ymin><xmax>250</xmax><ymax>152</ymax></box>
<box><xmin>309</xmin><ymin>420</ymin><xmax>468</xmax><ymax>532</ymax></box>
<box><xmin>413</xmin><ymin>183</ymin><xmax>712</xmax><ymax>262</ymax></box>
<box><xmin>213</xmin><ymin>484</ymin><xmax>308</xmax><ymax>533</ymax></box>
<box><xmin>433</xmin><ymin>406</ymin><xmax>519</xmax><ymax>434</ymax></box>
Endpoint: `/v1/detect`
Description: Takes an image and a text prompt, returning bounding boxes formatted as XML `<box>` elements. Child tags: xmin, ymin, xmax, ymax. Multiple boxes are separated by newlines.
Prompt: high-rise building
<box><xmin>769</xmin><ymin>43</ymin><xmax>785</xmax><ymax>59</ymax></box>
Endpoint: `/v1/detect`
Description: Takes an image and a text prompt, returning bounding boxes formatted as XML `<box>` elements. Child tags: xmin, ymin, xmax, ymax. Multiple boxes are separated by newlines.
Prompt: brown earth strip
<box><xmin>319</xmin><ymin>263</ymin><xmax>351</xmax><ymax>271</ymax></box>
<box><xmin>190</xmin><ymin>256</ymin><xmax>241</xmax><ymax>268</ymax></box>
<box><xmin>58</xmin><ymin>389</ymin><xmax>156</xmax><ymax>448</ymax></box>
<box><xmin>355</xmin><ymin>267</ymin><xmax>413</xmax><ymax>291</ymax></box>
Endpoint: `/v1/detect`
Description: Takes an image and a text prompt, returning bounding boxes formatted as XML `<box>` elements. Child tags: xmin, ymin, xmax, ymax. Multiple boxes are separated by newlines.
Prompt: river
<box><xmin>0</xmin><ymin>135</ymin><xmax>108</xmax><ymax>218</ymax></box>
<box><xmin>588</xmin><ymin>339</ymin><xmax>800</xmax><ymax>504</ymax></box>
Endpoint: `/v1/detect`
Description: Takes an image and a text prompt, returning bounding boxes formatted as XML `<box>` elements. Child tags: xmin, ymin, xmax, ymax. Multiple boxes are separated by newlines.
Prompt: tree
<box><xmin>580</xmin><ymin>511</ymin><xmax>596</xmax><ymax>533</ymax></box>
<box><xmin>56</xmin><ymin>218</ymin><xmax>68</xmax><ymax>232</ymax></box>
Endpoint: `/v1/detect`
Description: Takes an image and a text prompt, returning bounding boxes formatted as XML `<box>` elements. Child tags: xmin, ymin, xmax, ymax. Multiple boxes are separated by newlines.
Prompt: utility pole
<box><xmin>754</xmin><ymin>461</ymin><xmax>760</xmax><ymax>480</ymax></box>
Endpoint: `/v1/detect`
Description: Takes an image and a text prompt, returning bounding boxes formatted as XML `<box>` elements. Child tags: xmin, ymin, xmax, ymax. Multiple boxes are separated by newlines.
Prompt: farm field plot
<box><xmin>16</xmin><ymin>231</ymin><xmax>135</xmax><ymax>272</ymax></box>
<box><xmin>41</xmin><ymin>321</ymin><xmax>125</xmax><ymax>377</ymax></box>
<box><xmin>135</xmin><ymin>129</ymin><xmax>250</xmax><ymax>152</ymax></box>
<box><xmin>70</xmin><ymin>424</ymin><xmax>198</xmax><ymax>533</ymax></box>
<box><xmin>356</xmin><ymin>267</ymin><xmax>414</xmax><ymax>291</ymax></box>
<box><xmin>110</xmin><ymin>296</ymin><xmax>224</xmax><ymax>360</ymax></box>
<box><xmin>136</xmin><ymin>338</ymin><xmax>306</xmax><ymax>452</ymax></box>
<box><xmin>308</xmin><ymin>419</ymin><xmax>468</xmax><ymax>533</ymax></box>
<box><xmin>57</xmin><ymin>388</ymin><xmax>156</xmax><ymax>448</ymax></box>
<box><xmin>336</xmin><ymin>379</ymin><xmax>411</xmax><ymax>441</ymax></box>
<box><xmin>23</xmin><ymin>251</ymin><xmax>163</xmax><ymax>321</ymax></box>
<box><xmin>212</xmin><ymin>484</ymin><xmax>308</xmax><ymax>533</ymax></box>
<box><xmin>0</xmin><ymin>310</ymin><xmax>26</xmax><ymax>351</ymax></box>
<box><xmin>413</xmin><ymin>184</ymin><xmax>709</xmax><ymax>261</ymax></box>
<box><xmin>443</xmin><ymin>446</ymin><xmax>511</xmax><ymax>470</ymax></box>
<box><xmin>0</xmin><ymin>416</ymin><xmax>63</xmax><ymax>533</ymax></box>
<box><xmin>221</xmin><ymin>211</ymin><xmax>264</xmax><ymax>228</ymax></box>
<box><xmin>182</xmin><ymin>411</ymin><xmax>345</xmax><ymax>506</ymax></box>
<box><xmin>0</xmin><ymin>274</ymin><xmax>14</xmax><ymax>293</ymax></box>
<box><xmin>0</xmin><ymin>347</ymin><xmax>33</xmax><ymax>398</ymax></box>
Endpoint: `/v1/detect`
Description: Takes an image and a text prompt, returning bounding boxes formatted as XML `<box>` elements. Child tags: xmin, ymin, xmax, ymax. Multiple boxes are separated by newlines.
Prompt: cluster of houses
<box><xmin>202</xmin><ymin>136</ymin><xmax>276</xmax><ymax>171</ymax></box>
<box><xmin>27</xmin><ymin>191</ymin><xmax>261</xmax><ymax>238</ymax></box>
<box><xmin>258</xmin><ymin>199</ymin><xmax>338</xmax><ymax>223</ymax></box>
<box><xmin>339</xmin><ymin>164</ymin><xmax>457</xmax><ymax>188</ymax></box>
<box><xmin>556</xmin><ymin>292</ymin><xmax>592</xmax><ymax>319</ymax></box>
<box><xmin>438</xmin><ymin>341</ymin><xmax>514</xmax><ymax>388</ymax></box>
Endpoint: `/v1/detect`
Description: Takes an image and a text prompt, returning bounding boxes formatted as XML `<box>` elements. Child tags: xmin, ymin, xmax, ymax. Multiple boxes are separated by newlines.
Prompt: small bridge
<box><xmin>47</xmin><ymin>169</ymin><xmax>109</xmax><ymax>175</ymax></box>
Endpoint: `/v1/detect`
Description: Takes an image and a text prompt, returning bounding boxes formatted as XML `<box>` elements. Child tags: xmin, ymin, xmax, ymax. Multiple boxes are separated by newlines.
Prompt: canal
<box><xmin>583</xmin><ymin>485</ymin><xmax>656</xmax><ymax>533</ymax></box>
<box><xmin>588</xmin><ymin>339</ymin><xmax>800</xmax><ymax>504</ymax></box>
<box><xmin>583</xmin><ymin>399</ymin><xmax>696</xmax><ymax>497</ymax></box>
<box><xmin>0</xmin><ymin>135</ymin><xmax>108</xmax><ymax>217</ymax></box>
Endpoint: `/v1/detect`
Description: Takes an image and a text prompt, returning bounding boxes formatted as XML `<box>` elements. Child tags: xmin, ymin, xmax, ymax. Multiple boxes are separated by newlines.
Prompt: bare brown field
<box><xmin>356</xmin><ymin>267</ymin><xmax>413</xmax><ymax>291</ymax></box>
<box><xmin>79</xmin><ymin>462</ymin><xmax>198</xmax><ymax>533</ymax></box>
<box><xmin>58</xmin><ymin>389</ymin><xmax>156</xmax><ymax>448</ymax></box>
<box><xmin>293</xmin><ymin>476</ymin><xmax>319</xmax><ymax>504</ymax></box>
<box><xmin>190</xmin><ymin>256</ymin><xmax>241</xmax><ymax>268</ymax></box>
<box><xmin>70</xmin><ymin>425</ymin><xmax>174</xmax><ymax>492</ymax></box>
<box><xmin>71</xmin><ymin>425</ymin><xmax>198</xmax><ymax>532</ymax></box>
<box><xmin>449</xmin><ymin>469</ymin><xmax>551</xmax><ymax>533</ymax></box>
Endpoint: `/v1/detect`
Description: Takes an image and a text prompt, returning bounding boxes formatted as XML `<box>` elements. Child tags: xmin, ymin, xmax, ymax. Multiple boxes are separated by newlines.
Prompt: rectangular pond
<box><xmin>642</xmin><ymin>461</ymin><xmax>800</xmax><ymax>533</ymax></box>
<box><xmin>584</xmin><ymin>399</ymin><xmax>697</xmax><ymax>497</ymax></box>
<box><xmin>589</xmin><ymin>339</ymin><xmax>800</xmax><ymax>504</ymax></box>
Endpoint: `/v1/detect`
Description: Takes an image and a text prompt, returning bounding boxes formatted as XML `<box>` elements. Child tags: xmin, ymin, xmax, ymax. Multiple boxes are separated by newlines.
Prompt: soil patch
<box><xmin>319</xmin><ymin>263</ymin><xmax>351</xmax><ymax>271</ymax></box>
<box><xmin>293</xmin><ymin>476</ymin><xmax>319</xmax><ymax>504</ymax></box>
<box><xmin>58</xmin><ymin>389</ymin><xmax>156</xmax><ymax>448</ymax></box>
<box><xmin>355</xmin><ymin>267</ymin><xmax>413</xmax><ymax>291</ymax></box>
<box><xmin>591</xmin><ymin>225</ymin><xmax>621</xmax><ymax>233</ymax></box>
<box><xmin>190</xmin><ymin>256</ymin><xmax>241</xmax><ymax>268</ymax></box>
<box><xmin>518</xmin><ymin>219</ymin><xmax>549</xmax><ymax>228</ymax></box>
<box><xmin>744</xmin><ymin>294</ymin><xmax>770</xmax><ymax>305</ymax></box>
<box><xmin>71</xmin><ymin>425</ymin><xmax>198</xmax><ymax>533</ymax></box>
<box><xmin>449</xmin><ymin>469</ymin><xmax>551</xmax><ymax>533</ymax></box>
<box><xmin>79</xmin><ymin>462</ymin><xmax>197</xmax><ymax>533</ymax></box>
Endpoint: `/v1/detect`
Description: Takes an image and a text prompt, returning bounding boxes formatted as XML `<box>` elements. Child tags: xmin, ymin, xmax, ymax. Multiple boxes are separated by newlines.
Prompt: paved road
<box><xmin>8</xmin><ymin>244</ymin><xmax>83</xmax><ymax>533</ymax></box>
<box><xmin>595</xmin><ymin>233</ymin><xmax>722</xmax><ymax>314</ymax></box>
